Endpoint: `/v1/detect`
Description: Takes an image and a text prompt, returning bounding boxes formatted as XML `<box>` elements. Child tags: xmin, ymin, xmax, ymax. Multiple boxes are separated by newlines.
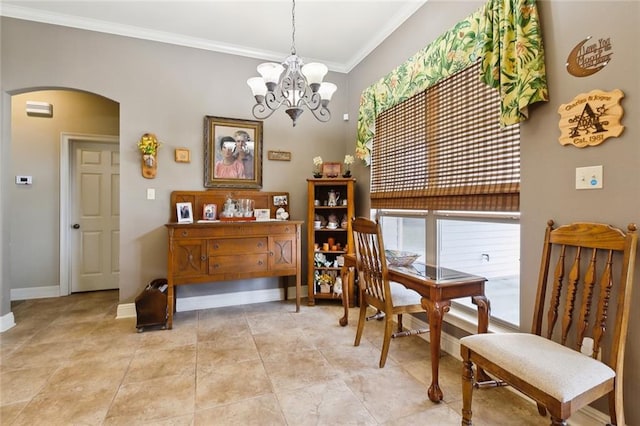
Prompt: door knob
<box><xmin>72</xmin><ymin>224</ymin><xmax>80</xmax><ymax>229</ymax></box>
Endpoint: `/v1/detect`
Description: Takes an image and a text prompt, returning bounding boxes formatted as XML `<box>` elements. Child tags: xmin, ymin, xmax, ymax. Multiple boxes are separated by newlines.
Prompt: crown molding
<box><xmin>1</xmin><ymin>2</ymin><xmax>427</xmax><ymax>74</ymax></box>
<box><xmin>0</xmin><ymin>3</ymin><xmax>344</xmax><ymax>70</ymax></box>
<box><xmin>343</xmin><ymin>1</ymin><xmax>427</xmax><ymax>72</ymax></box>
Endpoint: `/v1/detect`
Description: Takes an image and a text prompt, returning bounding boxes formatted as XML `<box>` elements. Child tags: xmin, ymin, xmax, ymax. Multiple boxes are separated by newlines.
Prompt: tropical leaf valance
<box><xmin>355</xmin><ymin>0</ymin><xmax>548</xmax><ymax>165</ymax></box>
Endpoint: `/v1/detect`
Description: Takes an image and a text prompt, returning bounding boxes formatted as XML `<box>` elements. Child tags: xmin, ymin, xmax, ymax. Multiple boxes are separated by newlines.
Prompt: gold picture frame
<box><xmin>175</xmin><ymin>148</ymin><xmax>190</xmax><ymax>163</ymax></box>
<box><xmin>204</xmin><ymin>116</ymin><xmax>263</xmax><ymax>189</ymax></box>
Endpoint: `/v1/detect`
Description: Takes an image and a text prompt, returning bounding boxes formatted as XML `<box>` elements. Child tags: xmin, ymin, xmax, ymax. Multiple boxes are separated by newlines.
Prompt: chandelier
<box><xmin>247</xmin><ymin>0</ymin><xmax>337</xmax><ymax>127</ymax></box>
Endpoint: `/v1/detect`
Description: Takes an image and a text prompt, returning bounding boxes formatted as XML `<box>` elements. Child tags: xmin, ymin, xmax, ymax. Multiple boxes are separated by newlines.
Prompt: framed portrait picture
<box><xmin>204</xmin><ymin>116</ymin><xmax>263</xmax><ymax>189</ymax></box>
<box><xmin>202</xmin><ymin>203</ymin><xmax>216</xmax><ymax>220</ymax></box>
<box><xmin>176</xmin><ymin>202</ymin><xmax>193</xmax><ymax>223</ymax></box>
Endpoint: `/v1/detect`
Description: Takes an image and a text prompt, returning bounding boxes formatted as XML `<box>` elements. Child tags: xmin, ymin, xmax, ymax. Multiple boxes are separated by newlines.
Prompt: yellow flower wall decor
<box><xmin>138</xmin><ymin>133</ymin><xmax>161</xmax><ymax>179</ymax></box>
<box><xmin>138</xmin><ymin>133</ymin><xmax>161</xmax><ymax>155</ymax></box>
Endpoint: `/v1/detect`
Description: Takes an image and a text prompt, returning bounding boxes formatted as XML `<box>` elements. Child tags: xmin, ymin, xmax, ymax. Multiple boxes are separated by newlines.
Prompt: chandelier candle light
<box><xmin>247</xmin><ymin>0</ymin><xmax>337</xmax><ymax>127</ymax></box>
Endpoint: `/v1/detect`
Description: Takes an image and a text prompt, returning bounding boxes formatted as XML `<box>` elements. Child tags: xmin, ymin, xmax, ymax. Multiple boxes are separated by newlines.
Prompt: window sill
<box><xmin>445</xmin><ymin>305</ymin><xmax>519</xmax><ymax>335</ymax></box>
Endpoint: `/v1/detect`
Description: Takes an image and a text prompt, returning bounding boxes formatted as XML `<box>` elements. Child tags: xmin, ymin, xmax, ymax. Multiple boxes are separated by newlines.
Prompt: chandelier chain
<box><xmin>290</xmin><ymin>0</ymin><xmax>296</xmax><ymax>55</ymax></box>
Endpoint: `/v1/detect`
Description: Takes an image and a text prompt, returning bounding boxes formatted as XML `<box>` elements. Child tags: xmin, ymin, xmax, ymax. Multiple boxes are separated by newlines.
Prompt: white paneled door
<box><xmin>71</xmin><ymin>141</ymin><xmax>120</xmax><ymax>292</ymax></box>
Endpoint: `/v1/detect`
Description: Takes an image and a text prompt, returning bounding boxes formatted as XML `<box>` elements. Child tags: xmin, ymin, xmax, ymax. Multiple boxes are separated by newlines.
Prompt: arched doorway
<box><xmin>9</xmin><ymin>89</ymin><xmax>120</xmax><ymax>299</ymax></box>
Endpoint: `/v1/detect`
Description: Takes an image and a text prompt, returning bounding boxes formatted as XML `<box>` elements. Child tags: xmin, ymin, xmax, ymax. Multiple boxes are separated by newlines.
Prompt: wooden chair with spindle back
<box><xmin>460</xmin><ymin>220</ymin><xmax>637</xmax><ymax>426</ymax></box>
<box><xmin>351</xmin><ymin>216</ymin><xmax>428</xmax><ymax>368</ymax></box>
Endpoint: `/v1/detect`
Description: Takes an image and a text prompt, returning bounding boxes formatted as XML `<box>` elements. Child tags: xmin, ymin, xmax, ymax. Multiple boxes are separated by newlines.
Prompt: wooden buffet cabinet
<box><xmin>166</xmin><ymin>190</ymin><xmax>302</xmax><ymax>329</ymax></box>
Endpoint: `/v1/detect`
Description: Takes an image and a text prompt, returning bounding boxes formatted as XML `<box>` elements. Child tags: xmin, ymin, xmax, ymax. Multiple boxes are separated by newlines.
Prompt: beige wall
<box><xmin>520</xmin><ymin>1</ymin><xmax>640</xmax><ymax>415</ymax></box>
<box><xmin>2</xmin><ymin>0</ymin><xmax>640</xmax><ymax>421</ymax></box>
<box><xmin>1</xmin><ymin>17</ymin><xmax>349</xmax><ymax>308</ymax></box>
<box><xmin>347</xmin><ymin>0</ymin><xmax>640</xmax><ymax>421</ymax></box>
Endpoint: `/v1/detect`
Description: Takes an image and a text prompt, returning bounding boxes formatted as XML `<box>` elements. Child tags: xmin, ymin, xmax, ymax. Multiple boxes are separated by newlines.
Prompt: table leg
<box><xmin>472</xmin><ymin>295</ymin><xmax>491</xmax><ymax>381</ymax></box>
<box><xmin>167</xmin><ymin>283</ymin><xmax>174</xmax><ymax>330</ymax></box>
<box><xmin>295</xmin><ymin>273</ymin><xmax>301</xmax><ymax>313</ymax></box>
<box><xmin>339</xmin><ymin>265</ymin><xmax>351</xmax><ymax>326</ymax></box>
<box><xmin>422</xmin><ymin>297</ymin><xmax>451</xmax><ymax>402</ymax></box>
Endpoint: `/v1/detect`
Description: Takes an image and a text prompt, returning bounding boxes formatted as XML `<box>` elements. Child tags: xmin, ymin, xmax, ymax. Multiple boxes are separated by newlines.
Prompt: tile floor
<box><xmin>1</xmin><ymin>291</ymin><xmax>599</xmax><ymax>425</ymax></box>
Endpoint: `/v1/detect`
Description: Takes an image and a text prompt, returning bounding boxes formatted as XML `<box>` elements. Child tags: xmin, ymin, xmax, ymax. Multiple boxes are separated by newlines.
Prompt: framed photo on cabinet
<box><xmin>202</xmin><ymin>203</ymin><xmax>216</xmax><ymax>221</ymax></box>
<box><xmin>203</xmin><ymin>116</ymin><xmax>262</xmax><ymax>189</ymax></box>
<box><xmin>176</xmin><ymin>202</ymin><xmax>193</xmax><ymax>223</ymax></box>
<box><xmin>322</xmin><ymin>162</ymin><xmax>341</xmax><ymax>178</ymax></box>
<box><xmin>254</xmin><ymin>208</ymin><xmax>270</xmax><ymax>220</ymax></box>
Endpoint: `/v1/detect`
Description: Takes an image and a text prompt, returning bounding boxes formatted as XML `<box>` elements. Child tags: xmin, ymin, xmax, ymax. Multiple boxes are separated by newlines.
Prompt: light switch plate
<box><xmin>576</xmin><ymin>165</ymin><xmax>603</xmax><ymax>190</ymax></box>
<box><xmin>146</xmin><ymin>188</ymin><xmax>156</xmax><ymax>200</ymax></box>
<box><xmin>15</xmin><ymin>175</ymin><xmax>32</xmax><ymax>185</ymax></box>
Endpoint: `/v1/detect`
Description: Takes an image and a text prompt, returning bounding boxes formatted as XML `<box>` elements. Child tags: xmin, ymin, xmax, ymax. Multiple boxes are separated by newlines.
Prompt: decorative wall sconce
<box><xmin>137</xmin><ymin>133</ymin><xmax>161</xmax><ymax>179</ymax></box>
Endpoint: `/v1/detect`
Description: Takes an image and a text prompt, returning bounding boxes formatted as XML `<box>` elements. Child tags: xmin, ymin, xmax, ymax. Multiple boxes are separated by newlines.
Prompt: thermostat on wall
<box><xmin>16</xmin><ymin>175</ymin><xmax>32</xmax><ymax>185</ymax></box>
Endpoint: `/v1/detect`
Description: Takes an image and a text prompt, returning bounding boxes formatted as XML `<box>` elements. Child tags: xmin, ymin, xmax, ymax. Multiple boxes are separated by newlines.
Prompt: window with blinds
<box><xmin>370</xmin><ymin>61</ymin><xmax>520</xmax><ymax>212</ymax></box>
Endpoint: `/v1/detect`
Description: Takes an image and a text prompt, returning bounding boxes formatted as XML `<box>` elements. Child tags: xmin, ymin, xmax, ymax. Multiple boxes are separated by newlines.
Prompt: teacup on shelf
<box><xmin>327</xmin><ymin>222</ymin><xmax>338</xmax><ymax>229</ymax></box>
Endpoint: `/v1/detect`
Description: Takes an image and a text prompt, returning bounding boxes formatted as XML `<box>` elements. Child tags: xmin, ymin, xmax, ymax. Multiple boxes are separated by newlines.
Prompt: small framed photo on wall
<box><xmin>176</xmin><ymin>202</ymin><xmax>193</xmax><ymax>223</ymax></box>
<box><xmin>175</xmin><ymin>148</ymin><xmax>191</xmax><ymax>163</ymax></box>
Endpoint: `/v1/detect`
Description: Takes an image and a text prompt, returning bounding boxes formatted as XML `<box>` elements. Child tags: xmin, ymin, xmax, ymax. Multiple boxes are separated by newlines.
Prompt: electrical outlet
<box><xmin>576</xmin><ymin>165</ymin><xmax>603</xmax><ymax>190</ymax></box>
<box><xmin>147</xmin><ymin>188</ymin><xmax>156</xmax><ymax>200</ymax></box>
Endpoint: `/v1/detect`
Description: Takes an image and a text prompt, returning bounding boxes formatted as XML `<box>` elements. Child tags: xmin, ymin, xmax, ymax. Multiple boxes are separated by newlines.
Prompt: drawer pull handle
<box><xmin>181</xmin><ymin>231</ymin><xmax>188</xmax><ymax>237</ymax></box>
<box><xmin>257</xmin><ymin>242</ymin><xmax>264</xmax><ymax>248</ymax></box>
<box><xmin>258</xmin><ymin>260</ymin><xmax>263</xmax><ymax>265</ymax></box>
<box><xmin>213</xmin><ymin>263</ymin><xmax>220</xmax><ymax>269</ymax></box>
<box><xmin>214</xmin><ymin>244</ymin><xmax>219</xmax><ymax>249</ymax></box>
<box><xmin>269</xmin><ymin>251</ymin><xmax>274</xmax><ymax>257</ymax></box>
<box><xmin>200</xmin><ymin>255</ymin><xmax>206</xmax><ymax>261</ymax></box>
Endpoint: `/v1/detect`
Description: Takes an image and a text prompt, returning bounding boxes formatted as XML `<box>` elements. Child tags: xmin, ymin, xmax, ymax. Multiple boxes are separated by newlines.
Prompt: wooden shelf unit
<box><xmin>306</xmin><ymin>178</ymin><xmax>355</xmax><ymax>306</ymax></box>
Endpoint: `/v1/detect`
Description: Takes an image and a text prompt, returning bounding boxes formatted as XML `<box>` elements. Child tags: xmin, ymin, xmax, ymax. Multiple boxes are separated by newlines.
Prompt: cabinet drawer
<box><xmin>172</xmin><ymin>227</ymin><xmax>222</xmax><ymax>239</ymax></box>
<box><xmin>208</xmin><ymin>237</ymin><xmax>268</xmax><ymax>255</ymax></box>
<box><xmin>269</xmin><ymin>224</ymin><xmax>297</xmax><ymax>235</ymax></box>
<box><xmin>209</xmin><ymin>254</ymin><xmax>268</xmax><ymax>274</ymax></box>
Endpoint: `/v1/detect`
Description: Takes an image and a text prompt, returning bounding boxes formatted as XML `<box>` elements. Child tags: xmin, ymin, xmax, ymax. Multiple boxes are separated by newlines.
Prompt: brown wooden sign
<box><xmin>557</xmin><ymin>89</ymin><xmax>624</xmax><ymax>148</ymax></box>
<box><xmin>566</xmin><ymin>36</ymin><xmax>613</xmax><ymax>77</ymax></box>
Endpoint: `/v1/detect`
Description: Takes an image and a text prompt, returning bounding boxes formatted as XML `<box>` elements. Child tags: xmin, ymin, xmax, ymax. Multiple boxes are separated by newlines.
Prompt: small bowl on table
<box><xmin>385</xmin><ymin>250</ymin><xmax>420</xmax><ymax>267</ymax></box>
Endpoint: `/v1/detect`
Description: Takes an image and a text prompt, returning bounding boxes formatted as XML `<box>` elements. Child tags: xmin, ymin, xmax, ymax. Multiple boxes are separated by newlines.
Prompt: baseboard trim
<box><xmin>10</xmin><ymin>285</ymin><xmax>60</xmax><ymax>301</ymax></box>
<box><xmin>404</xmin><ymin>314</ymin><xmax>460</xmax><ymax>359</ymax></box>
<box><xmin>177</xmin><ymin>287</ymin><xmax>289</xmax><ymax>312</ymax></box>
<box><xmin>572</xmin><ymin>405</ymin><xmax>610</xmax><ymax>424</ymax></box>
<box><xmin>116</xmin><ymin>302</ymin><xmax>136</xmax><ymax>319</ymax></box>
<box><xmin>0</xmin><ymin>311</ymin><xmax>16</xmax><ymax>332</ymax></box>
<box><xmin>404</xmin><ymin>314</ymin><xmax>608</xmax><ymax>424</ymax></box>
<box><xmin>116</xmin><ymin>286</ymin><xmax>307</xmax><ymax>319</ymax></box>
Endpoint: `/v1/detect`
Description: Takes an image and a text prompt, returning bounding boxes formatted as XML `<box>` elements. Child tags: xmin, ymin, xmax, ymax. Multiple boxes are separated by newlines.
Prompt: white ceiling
<box><xmin>1</xmin><ymin>0</ymin><xmax>427</xmax><ymax>73</ymax></box>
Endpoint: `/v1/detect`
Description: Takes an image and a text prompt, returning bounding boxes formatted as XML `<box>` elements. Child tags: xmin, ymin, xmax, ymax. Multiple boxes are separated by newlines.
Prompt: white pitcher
<box><xmin>327</xmin><ymin>190</ymin><xmax>340</xmax><ymax>207</ymax></box>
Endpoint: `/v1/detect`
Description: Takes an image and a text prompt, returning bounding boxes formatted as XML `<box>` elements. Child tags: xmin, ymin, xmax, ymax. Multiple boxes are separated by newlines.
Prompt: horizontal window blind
<box><xmin>371</xmin><ymin>61</ymin><xmax>520</xmax><ymax>212</ymax></box>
